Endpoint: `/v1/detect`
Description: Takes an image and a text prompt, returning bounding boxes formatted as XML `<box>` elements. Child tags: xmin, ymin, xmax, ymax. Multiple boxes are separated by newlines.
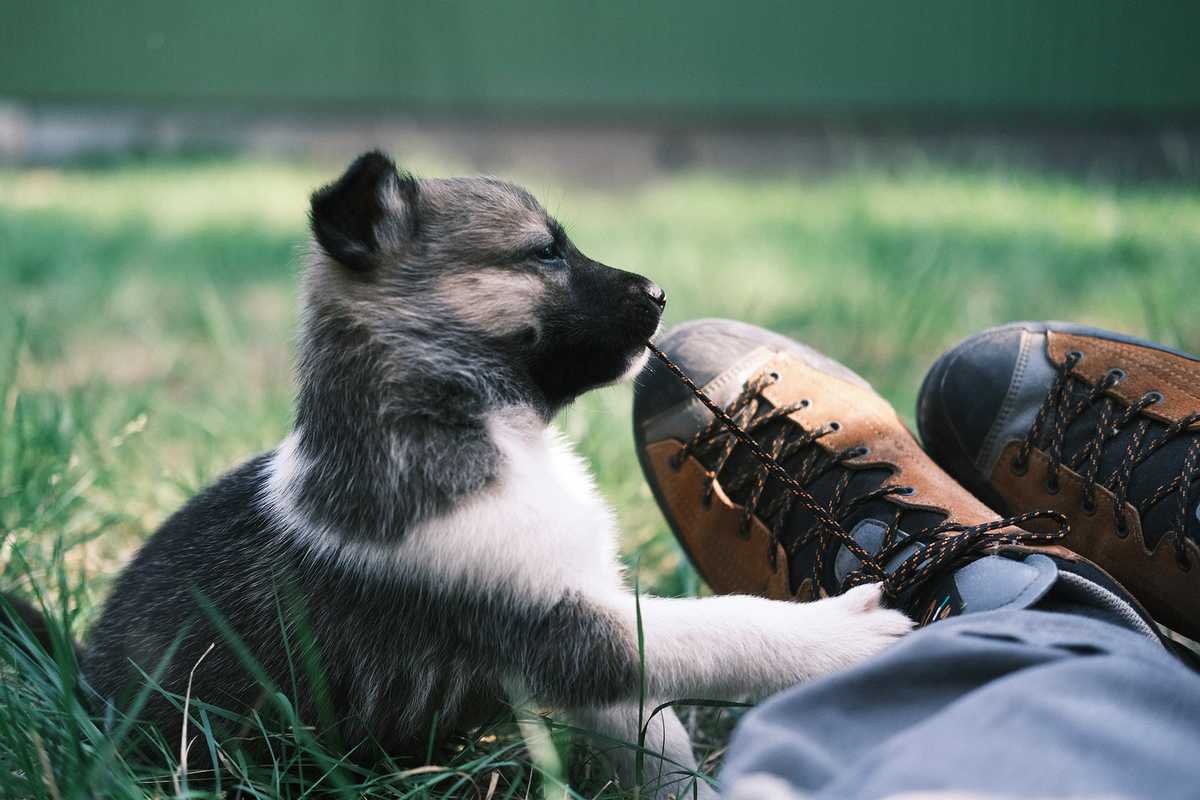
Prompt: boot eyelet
<box><xmin>1044</xmin><ymin>478</ymin><xmax>1060</xmax><ymax>495</ymax></box>
<box><xmin>1081</xmin><ymin>498</ymin><xmax>1097</xmax><ymax>515</ymax></box>
<box><xmin>1144</xmin><ymin>391</ymin><xmax>1164</xmax><ymax>404</ymax></box>
<box><xmin>855</xmin><ymin>446</ymin><xmax>871</xmax><ymax>458</ymax></box>
<box><xmin>700</xmin><ymin>492</ymin><xmax>713</xmax><ymax>509</ymax></box>
<box><xmin>669</xmin><ymin>454</ymin><xmax>684</xmax><ymax>471</ymax></box>
<box><xmin>799</xmin><ymin>399</ymin><xmax>811</xmax><ymax>408</ymax></box>
<box><xmin>766</xmin><ymin>371</ymin><xmax>781</xmax><ymax>383</ymax></box>
<box><xmin>1067</xmin><ymin>350</ymin><xmax>1084</xmax><ymax>362</ymax></box>
<box><xmin>1115</xmin><ymin>519</ymin><xmax>1130</xmax><ymax>538</ymax></box>
<box><xmin>897</xmin><ymin>486</ymin><xmax>915</xmax><ymax>496</ymax></box>
<box><xmin>829</xmin><ymin>421</ymin><xmax>841</xmax><ymax>432</ymax></box>
<box><xmin>1106</xmin><ymin>368</ymin><xmax>1126</xmax><ymax>383</ymax></box>
<box><xmin>1010</xmin><ymin>457</ymin><xmax>1029</xmax><ymax>476</ymax></box>
<box><xmin>1178</xmin><ymin>552</ymin><xmax>1193</xmax><ymax>573</ymax></box>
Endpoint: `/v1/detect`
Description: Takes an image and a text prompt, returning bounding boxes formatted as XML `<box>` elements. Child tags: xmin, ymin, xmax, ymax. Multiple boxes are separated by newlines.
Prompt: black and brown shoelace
<box><xmin>646</xmin><ymin>342</ymin><xmax>1068</xmax><ymax>606</ymax></box>
<box><xmin>1011</xmin><ymin>350</ymin><xmax>1200</xmax><ymax>571</ymax></box>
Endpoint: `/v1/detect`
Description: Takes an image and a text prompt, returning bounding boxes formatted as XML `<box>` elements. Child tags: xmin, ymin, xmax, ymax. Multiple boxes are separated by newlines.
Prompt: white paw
<box><xmin>832</xmin><ymin>581</ymin><xmax>891</xmax><ymax>614</ymax></box>
<box><xmin>636</xmin><ymin>587</ymin><xmax>912</xmax><ymax>700</ymax></box>
<box><xmin>809</xmin><ymin>583</ymin><xmax>914</xmax><ymax>673</ymax></box>
<box><xmin>746</xmin><ymin>583</ymin><xmax>912</xmax><ymax>690</ymax></box>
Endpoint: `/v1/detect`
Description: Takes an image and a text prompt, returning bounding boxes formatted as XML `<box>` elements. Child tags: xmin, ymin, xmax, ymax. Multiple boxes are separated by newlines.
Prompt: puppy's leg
<box><xmin>572</xmin><ymin>704</ymin><xmax>716</xmax><ymax>800</ymax></box>
<box><xmin>620</xmin><ymin>583</ymin><xmax>912</xmax><ymax>700</ymax></box>
<box><xmin>510</xmin><ymin>584</ymin><xmax>908</xmax><ymax>734</ymax></box>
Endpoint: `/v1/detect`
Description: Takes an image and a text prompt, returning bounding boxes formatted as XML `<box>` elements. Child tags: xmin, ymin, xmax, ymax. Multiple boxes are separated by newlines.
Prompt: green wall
<box><xmin>2</xmin><ymin>1</ymin><xmax>1198</xmax><ymax>115</ymax></box>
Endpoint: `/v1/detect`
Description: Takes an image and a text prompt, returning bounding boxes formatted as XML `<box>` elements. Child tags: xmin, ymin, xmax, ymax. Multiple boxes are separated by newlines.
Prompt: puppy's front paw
<box><xmin>833</xmin><ymin>582</ymin><xmax>893</xmax><ymax>614</ymax></box>
<box><xmin>806</xmin><ymin>583</ymin><xmax>913</xmax><ymax>676</ymax></box>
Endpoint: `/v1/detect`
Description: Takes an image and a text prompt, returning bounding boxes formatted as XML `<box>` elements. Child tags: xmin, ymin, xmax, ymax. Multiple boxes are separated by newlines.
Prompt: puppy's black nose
<box><xmin>642</xmin><ymin>281</ymin><xmax>667</xmax><ymax>309</ymax></box>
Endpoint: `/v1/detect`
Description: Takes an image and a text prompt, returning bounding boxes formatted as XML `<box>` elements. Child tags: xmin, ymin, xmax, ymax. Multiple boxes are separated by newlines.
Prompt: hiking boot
<box><xmin>634</xmin><ymin>319</ymin><xmax>1157</xmax><ymax>634</ymax></box>
<box><xmin>918</xmin><ymin>321</ymin><xmax>1200</xmax><ymax>640</ymax></box>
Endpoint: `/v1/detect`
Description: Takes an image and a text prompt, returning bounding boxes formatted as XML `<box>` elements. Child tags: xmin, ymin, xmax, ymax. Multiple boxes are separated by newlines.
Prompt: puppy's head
<box><xmin>306</xmin><ymin>151</ymin><xmax>664</xmax><ymax>412</ymax></box>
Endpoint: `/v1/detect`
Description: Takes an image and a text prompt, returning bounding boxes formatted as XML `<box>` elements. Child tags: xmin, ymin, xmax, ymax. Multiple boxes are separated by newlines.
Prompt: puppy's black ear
<box><xmin>309</xmin><ymin>151</ymin><xmax>419</xmax><ymax>271</ymax></box>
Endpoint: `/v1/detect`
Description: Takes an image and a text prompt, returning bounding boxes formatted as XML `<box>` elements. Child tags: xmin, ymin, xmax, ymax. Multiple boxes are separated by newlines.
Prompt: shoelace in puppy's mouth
<box><xmin>1013</xmin><ymin>350</ymin><xmax>1200</xmax><ymax>571</ymax></box>
<box><xmin>645</xmin><ymin>342</ymin><xmax>1069</xmax><ymax>605</ymax></box>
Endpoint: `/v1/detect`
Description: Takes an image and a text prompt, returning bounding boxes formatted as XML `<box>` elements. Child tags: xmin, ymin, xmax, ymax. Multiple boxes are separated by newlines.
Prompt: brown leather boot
<box><xmin>919</xmin><ymin>321</ymin><xmax>1200</xmax><ymax>641</ymax></box>
<box><xmin>635</xmin><ymin>319</ymin><xmax>1158</xmax><ymax>634</ymax></box>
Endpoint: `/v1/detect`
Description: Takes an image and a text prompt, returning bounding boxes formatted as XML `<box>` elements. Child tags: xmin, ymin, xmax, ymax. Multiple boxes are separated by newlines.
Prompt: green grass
<box><xmin>2</xmin><ymin>156</ymin><xmax>1199</xmax><ymax>797</ymax></box>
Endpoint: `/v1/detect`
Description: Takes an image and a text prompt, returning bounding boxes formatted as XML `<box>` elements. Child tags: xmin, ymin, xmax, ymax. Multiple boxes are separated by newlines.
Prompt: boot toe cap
<box><xmin>918</xmin><ymin>324</ymin><xmax>1026</xmax><ymax>480</ymax></box>
<box><xmin>634</xmin><ymin>318</ymin><xmax>869</xmax><ymax>427</ymax></box>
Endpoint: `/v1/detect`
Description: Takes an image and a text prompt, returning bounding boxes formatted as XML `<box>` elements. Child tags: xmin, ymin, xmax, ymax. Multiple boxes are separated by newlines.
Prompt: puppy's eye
<box><xmin>535</xmin><ymin>243</ymin><xmax>562</xmax><ymax>262</ymax></box>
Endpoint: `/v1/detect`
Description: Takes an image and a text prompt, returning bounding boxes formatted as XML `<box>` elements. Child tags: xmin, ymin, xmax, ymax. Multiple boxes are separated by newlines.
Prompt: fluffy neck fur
<box><xmin>274</xmin><ymin>290</ymin><xmax>535</xmax><ymax>544</ymax></box>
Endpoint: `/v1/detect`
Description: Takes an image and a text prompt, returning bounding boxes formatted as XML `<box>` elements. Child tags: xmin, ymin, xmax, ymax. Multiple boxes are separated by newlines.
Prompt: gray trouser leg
<box><xmin>722</xmin><ymin>610</ymin><xmax>1200</xmax><ymax>800</ymax></box>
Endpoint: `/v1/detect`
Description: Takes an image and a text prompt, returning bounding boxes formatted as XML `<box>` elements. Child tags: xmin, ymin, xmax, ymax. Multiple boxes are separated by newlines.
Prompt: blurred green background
<box><xmin>2</xmin><ymin>2</ymin><xmax>1200</xmax><ymax>797</ymax></box>
<box><xmin>4</xmin><ymin>1</ymin><xmax>1200</xmax><ymax>113</ymax></box>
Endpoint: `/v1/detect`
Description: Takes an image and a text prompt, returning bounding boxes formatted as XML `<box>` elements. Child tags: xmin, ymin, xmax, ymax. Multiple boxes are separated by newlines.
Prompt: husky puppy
<box><xmin>78</xmin><ymin>152</ymin><xmax>910</xmax><ymax>796</ymax></box>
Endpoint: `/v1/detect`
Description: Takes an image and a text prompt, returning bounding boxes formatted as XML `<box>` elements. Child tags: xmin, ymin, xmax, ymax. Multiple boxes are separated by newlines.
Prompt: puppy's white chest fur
<box><xmin>399</xmin><ymin>408</ymin><xmax>627</xmax><ymax>601</ymax></box>
<box><xmin>264</xmin><ymin>407</ymin><xmax>624</xmax><ymax>599</ymax></box>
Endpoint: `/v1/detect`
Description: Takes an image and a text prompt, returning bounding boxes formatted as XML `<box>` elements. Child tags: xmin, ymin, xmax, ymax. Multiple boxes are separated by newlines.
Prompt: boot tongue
<box><xmin>833</xmin><ymin>519</ymin><xmax>1058</xmax><ymax>620</ymax></box>
<box><xmin>832</xmin><ymin>519</ymin><xmax>920</xmax><ymax>582</ymax></box>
